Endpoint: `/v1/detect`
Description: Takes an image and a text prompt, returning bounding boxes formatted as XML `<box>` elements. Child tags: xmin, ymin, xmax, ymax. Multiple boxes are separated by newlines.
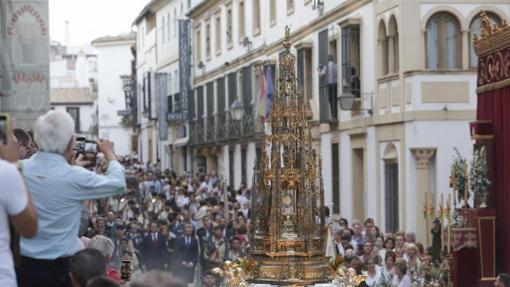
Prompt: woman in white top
<box><xmin>392</xmin><ymin>262</ymin><xmax>412</xmax><ymax>287</ymax></box>
<box><xmin>363</xmin><ymin>258</ymin><xmax>382</xmax><ymax>287</ymax></box>
<box><xmin>381</xmin><ymin>251</ymin><xmax>396</xmax><ymax>284</ymax></box>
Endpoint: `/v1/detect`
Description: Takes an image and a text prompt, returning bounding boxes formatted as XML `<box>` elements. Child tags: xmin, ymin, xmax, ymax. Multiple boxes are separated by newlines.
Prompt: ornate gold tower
<box><xmin>248</xmin><ymin>27</ymin><xmax>333</xmax><ymax>285</ymax></box>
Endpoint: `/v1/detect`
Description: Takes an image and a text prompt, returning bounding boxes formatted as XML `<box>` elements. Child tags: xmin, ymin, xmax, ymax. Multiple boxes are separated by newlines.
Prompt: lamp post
<box><xmin>230</xmin><ymin>100</ymin><xmax>244</xmax><ymax>121</ymax></box>
<box><xmin>337</xmin><ymin>92</ymin><xmax>373</xmax><ymax>115</ymax></box>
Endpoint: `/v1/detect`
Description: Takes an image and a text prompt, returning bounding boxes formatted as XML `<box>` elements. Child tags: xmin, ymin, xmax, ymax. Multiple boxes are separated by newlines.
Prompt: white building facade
<box><xmin>133</xmin><ymin>0</ymin><xmax>202</xmax><ymax>172</ymax></box>
<box><xmin>49</xmin><ymin>42</ymin><xmax>98</xmax><ymax>139</ymax></box>
<box><xmin>188</xmin><ymin>0</ymin><xmax>510</xmax><ymax>245</ymax></box>
<box><xmin>92</xmin><ymin>34</ymin><xmax>136</xmax><ymax>157</ymax></box>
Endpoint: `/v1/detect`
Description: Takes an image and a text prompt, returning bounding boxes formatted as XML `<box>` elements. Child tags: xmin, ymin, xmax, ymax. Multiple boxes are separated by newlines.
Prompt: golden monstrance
<box><xmin>247</xmin><ymin>26</ymin><xmax>333</xmax><ymax>285</ymax></box>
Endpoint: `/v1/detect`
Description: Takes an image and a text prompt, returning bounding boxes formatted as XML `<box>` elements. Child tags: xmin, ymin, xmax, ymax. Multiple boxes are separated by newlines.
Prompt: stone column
<box><xmin>411</xmin><ymin>147</ymin><xmax>436</xmax><ymax>246</ymax></box>
<box><xmin>462</xmin><ymin>30</ymin><xmax>469</xmax><ymax>70</ymax></box>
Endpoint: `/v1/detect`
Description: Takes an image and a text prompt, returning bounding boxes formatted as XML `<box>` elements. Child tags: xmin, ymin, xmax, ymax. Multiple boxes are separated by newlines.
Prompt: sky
<box><xmin>49</xmin><ymin>0</ymin><xmax>147</xmax><ymax>47</ymax></box>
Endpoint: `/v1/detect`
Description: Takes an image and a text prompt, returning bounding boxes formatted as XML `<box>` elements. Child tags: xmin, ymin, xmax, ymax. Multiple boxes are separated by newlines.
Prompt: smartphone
<box><xmin>83</xmin><ymin>140</ymin><xmax>97</xmax><ymax>168</ymax></box>
<box><xmin>120</xmin><ymin>259</ymin><xmax>132</xmax><ymax>281</ymax></box>
<box><xmin>84</xmin><ymin>141</ymin><xmax>97</xmax><ymax>154</ymax></box>
<box><xmin>0</xmin><ymin>113</ymin><xmax>10</xmax><ymax>145</ymax></box>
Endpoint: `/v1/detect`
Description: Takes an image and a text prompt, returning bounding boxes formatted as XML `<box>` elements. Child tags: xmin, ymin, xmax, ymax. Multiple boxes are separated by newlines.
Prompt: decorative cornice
<box><xmin>410</xmin><ymin>148</ymin><xmax>436</xmax><ymax>169</ymax></box>
<box><xmin>474</xmin><ymin>11</ymin><xmax>510</xmax><ymax>57</ymax></box>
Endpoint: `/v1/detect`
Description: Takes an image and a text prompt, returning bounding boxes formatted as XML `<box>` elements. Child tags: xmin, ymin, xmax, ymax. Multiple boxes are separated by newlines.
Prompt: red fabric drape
<box><xmin>476</xmin><ymin>85</ymin><xmax>510</xmax><ymax>273</ymax></box>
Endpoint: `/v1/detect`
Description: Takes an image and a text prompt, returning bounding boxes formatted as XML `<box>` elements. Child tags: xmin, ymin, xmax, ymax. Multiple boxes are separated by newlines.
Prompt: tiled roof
<box><xmin>50</xmin><ymin>88</ymin><xmax>96</xmax><ymax>104</ymax></box>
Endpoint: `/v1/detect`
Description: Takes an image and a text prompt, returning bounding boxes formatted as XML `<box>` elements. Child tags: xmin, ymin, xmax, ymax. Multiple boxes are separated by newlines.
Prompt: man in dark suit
<box><xmin>174</xmin><ymin>224</ymin><xmax>198</xmax><ymax>284</ymax></box>
<box><xmin>142</xmin><ymin>222</ymin><xmax>166</xmax><ymax>271</ymax></box>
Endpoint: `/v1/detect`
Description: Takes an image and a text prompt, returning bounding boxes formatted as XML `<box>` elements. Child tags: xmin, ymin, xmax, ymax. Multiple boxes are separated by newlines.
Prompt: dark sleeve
<box><xmin>191</xmin><ymin>240</ymin><xmax>199</xmax><ymax>264</ymax></box>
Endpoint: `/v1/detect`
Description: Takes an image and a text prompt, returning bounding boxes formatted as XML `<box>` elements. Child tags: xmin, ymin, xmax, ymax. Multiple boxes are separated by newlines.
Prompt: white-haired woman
<box><xmin>89</xmin><ymin>235</ymin><xmax>121</xmax><ymax>284</ymax></box>
<box><xmin>16</xmin><ymin>110</ymin><xmax>126</xmax><ymax>287</ymax></box>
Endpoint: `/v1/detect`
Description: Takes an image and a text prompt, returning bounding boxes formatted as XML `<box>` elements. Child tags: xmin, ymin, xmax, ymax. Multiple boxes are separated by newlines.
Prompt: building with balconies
<box><xmin>133</xmin><ymin>0</ymin><xmax>202</xmax><ymax>173</ymax></box>
<box><xmin>187</xmin><ymin>0</ymin><xmax>510</xmax><ymax>246</ymax></box>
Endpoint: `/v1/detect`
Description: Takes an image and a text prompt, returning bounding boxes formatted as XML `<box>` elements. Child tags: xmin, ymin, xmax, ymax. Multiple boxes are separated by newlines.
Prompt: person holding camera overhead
<box><xmin>15</xmin><ymin>110</ymin><xmax>126</xmax><ymax>287</ymax></box>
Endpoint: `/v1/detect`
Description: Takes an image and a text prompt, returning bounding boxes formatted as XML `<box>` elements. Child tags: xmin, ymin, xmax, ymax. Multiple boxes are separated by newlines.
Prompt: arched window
<box><xmin>426</xmin><ymin>12</ymin><xmax>461</xmax><ymax>70</ymax></box>
<box><xmin>388</xmin><ymin>16</ymin><xmax>399</xmax><ymax>73</ymax></box>
<box><xmin>469</xmin><ymin>12</ymin><xmax>501</xmax><ymax>68</ymax></box>
<box><xmin>378</xmin><ymin>20</ymin><xmax>388</xmax><ymax>76</ymax></box>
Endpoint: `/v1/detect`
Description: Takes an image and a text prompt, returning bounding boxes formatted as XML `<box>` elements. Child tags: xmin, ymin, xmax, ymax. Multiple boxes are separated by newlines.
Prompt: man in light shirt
<box><xmin>15</xmin><ymin>110</ymin><xmax>126</xmax><ymax>287</ymax></box>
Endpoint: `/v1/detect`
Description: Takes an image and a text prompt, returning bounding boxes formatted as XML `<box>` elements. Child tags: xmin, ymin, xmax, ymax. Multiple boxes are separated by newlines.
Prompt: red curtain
<box><xmin>476</xmin><ymin>85</ymin><xmax>510</xmax><ymax>273</ymax></box>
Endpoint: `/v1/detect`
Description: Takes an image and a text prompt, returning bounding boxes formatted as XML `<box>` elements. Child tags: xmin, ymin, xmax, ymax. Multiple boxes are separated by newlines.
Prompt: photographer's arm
<box><xmin>3</xmin><ymin>163</ymin><xmax>38</xmax><ymax>238</ymax></box>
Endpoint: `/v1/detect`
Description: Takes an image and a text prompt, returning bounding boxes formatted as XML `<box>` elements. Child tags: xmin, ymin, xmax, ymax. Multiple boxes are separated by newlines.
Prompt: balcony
<box><xmin>189</xmin><ymin>107</ymin><xmax>263</xmax><ymax>146</ymax></box>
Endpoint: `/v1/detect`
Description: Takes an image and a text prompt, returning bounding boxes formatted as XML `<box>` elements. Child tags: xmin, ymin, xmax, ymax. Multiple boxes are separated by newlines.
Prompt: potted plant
<box><xmin>469</xmin><ymin>146</ymin><xmax>491</xmax><ymax>208</ymax></box>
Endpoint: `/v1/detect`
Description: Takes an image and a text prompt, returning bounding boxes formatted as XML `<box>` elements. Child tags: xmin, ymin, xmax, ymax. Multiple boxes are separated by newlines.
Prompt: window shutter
<box><xmin>228</xmin><ymin>72</ymin><xmax>237</xmax><ymax>106</ymax></box>
<box><xmin>241</xmin><ymin>66</ymin><xmax>252</xmax><ymax>108</ymax></box>
<box><xmin>318</xmin><ymin>29</ymin><xmax>329</xmax><ymax>123</ymax></box>
<box><xmin>206</xmin><ymin>82</ymin><xmax>214</xmax><ymax>116</ymax></box>
<box><xmin>297</xmin><ymin>49</ymin><xmax>305</xmax><ymax>85</ymax></box>
<box><xmin>217</xmin><ymin>77</ymin><xmax>226</xmax><ymax>113</ymax></box>
<box><xmin>197</xmin><ymin>86</ymin><xmax>204</xmax><ymax>117</ymax></box>
<box><xmin>167</xmin><ymin>95</ymin><xmax>173</xmax><ymax>113</ymax></box>
<box><xmin>188</xmin><ymin>89</ymin><xmax>195</xmax><ymax>119</ymax></box>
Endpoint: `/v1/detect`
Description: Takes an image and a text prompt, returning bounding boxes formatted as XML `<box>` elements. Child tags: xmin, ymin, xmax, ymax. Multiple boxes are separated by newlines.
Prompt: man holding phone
<box><xmin>15</xmin><ymin>110</ymin><xmax>126</xmax><ymax>287</ymax></box>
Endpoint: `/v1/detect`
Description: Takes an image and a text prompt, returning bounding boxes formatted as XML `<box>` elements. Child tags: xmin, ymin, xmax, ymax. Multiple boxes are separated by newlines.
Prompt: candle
<box><xmin>464</xmin><ymin>166</ymin><xmax>469</xmax><ymax>208</ymax></box>
<box><xmin>424</xmin><ymin>193</ymin><xmax>429</xmax><ymax>219</ymax></box>
<box><xmin>440</xmin><ymin>193</ymin><xmax>444</xmax><ymax>220</ymax></box>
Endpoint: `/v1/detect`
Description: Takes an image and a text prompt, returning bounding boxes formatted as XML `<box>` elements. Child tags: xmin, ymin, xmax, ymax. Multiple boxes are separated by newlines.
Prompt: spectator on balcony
<box><xmin>319</xmin><ymin>55</ymin><xmax>338</xmax><ymax>119</ymax></box>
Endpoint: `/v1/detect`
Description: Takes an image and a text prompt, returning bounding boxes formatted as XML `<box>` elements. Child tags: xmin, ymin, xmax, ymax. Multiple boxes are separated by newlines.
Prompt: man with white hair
<box><xmin>15</xmin><ymin>110</ymin><xmax>126</xmax><ymax>287</ymax></box>
<box><xmin>89</xmin><ymin>235</ymin><xmax>120</xmax><ymax>284</ymax></box>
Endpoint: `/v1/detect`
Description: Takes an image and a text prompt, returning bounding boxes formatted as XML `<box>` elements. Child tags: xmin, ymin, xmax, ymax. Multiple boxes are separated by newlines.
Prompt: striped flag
<box><xmin>256</xmin><ymin>66</ymin><xmax>266</xmax><ymax>122</ymax></box>
<box><xmin>264</xmin><ymin>66</ymin><xmax>273</xmax><ymax>120</ymax></box>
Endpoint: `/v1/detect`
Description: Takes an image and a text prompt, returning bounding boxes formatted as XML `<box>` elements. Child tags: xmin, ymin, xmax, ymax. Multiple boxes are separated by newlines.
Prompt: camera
<box><xmin>74</xmin><ymin>137</ymin><xmax>97</xmax><ymax>169</ymax></box>
<box><xmin>0</xmin><ymin>113</ymin><xmax>10</xmax><ymax>145</ymax></box>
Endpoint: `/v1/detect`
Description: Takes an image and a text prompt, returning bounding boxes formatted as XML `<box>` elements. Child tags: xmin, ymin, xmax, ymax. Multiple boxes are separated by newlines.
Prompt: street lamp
<box><xmin>338</xmin><ymin>92</ymin><xmax>373</xmax><ymax>115</ymax></box>
<box><xmin>230</xmin><ymin>100</ymin><xmax>244</xmax><ymax>121</ymax></box>
<box><xmin>338</xmin><ymin>92</ymin><xmax>356</xmax><ymax>110</ymax></box>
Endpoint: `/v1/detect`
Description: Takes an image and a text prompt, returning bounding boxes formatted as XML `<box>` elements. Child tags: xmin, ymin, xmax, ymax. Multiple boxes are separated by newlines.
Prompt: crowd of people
<box><xmin>2</xmin><ymin>110</ymin><xmax>510</xmax><ymax>287</ymax></box>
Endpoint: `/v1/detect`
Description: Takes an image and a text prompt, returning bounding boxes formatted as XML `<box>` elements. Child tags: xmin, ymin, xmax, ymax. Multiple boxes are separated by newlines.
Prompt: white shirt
<box><xmin>0</xmin><ymin>160</ymin><xmax>29</xmax><ymax>287</ymax></box>
<box><xmin>20</xmin><ymin>152</ymin><xmax>125</xmax><ymax>259</ymax></box>
<box><xmin>392</xmin><ymin>274</ymin><xmax>411</xmax><ymax>287</ymax></box>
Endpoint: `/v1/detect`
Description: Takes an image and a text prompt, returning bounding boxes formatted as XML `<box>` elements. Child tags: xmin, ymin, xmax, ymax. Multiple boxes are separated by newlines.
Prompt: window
<box><xmin>162</xmin><ymin>16</ymin><xmax>166</xmax><ymax>43</ymax></box>
<box><xmin>269</xmin><ymin>0</ymin><xmax>276</xmax><ymax>25</ymax></box>
<box><xmin>469</xmin><ymin>12</ymin><xmax>500</xmax><ymax>68</ymax></box>
<box><xmin>226</xmin><ymin>3</ymin><xmax>233</xmax><ymax>48</ymax></box>
<box><xmin>385</xmin><ymin>161</ymin><xmax>399</xmax><ymax>232</ymax></box>
<box><xmin>378</xmin><ymin>20</ymin><xmax>388</xmax><ymax>76</ymax></box>
<box><xmin>241</xmin><ymin>149</ymin><xmax>247</xmax><ymax>185</ymax></box>
<box><xmin>167</xmin><ymin>94</ymin><xmax>173</xmax><ymax>113</ymax></box>
<box><xmin>174</xmin><ymin>9</ymin><xmax>178</xmax><ymax>37</ymax></box>
<box><xmin>238</xmin><ymin>0</ymin><xmax>245</xmax><ymax>42</ymax></box>
<box><xmin>341</xmin><ymin>22</ymin><xmax>361</xmax><ymax>97</ymax></box>
<box><xmin>167</xmin><ymin>12</ymin><xmax>171</xmax><ymax>41</ymax></box>
<box><xmin>253</xmin><ymin>0</ymin><xmax>261</xmax><ymax>35</ymax></box>
<box><xmin>205</xmin><ymin>19</ymin><xmax>211</xmax><ymax>60</ymax></box>
<box><xmin>287</xmin><ymin>0</ymin><xmax>294</xmax><ymax>15</ymax></box>
<box><xmin>67</xmin><ymin>107</ymin><xmax>80</xmax><ymax>132</ymax></box>
<box><xmin>297</xmin><ymin>46</ymin><xmax>312</xmax><ymax>112</ymax></box>
<box><xmin>331</xmin><ymin>143</ymin><xmax>340</xmax><ymax>214</ymax></box>
<box><xmin>174</xmin><ymin>70</ymin><xmax>179</xmax><ymax>92</ymax></box>
<box><xmin>426</xmin><ymin>12</ymin><xmax>461</xmax><ymax>70</ymax></box>
<box><xmin>388</xmin><ymin>16</ymin><xmax>399</xmax><ymax>73</ymax></box>
<box><xmin>215</xmin><ymin>11</ymin><xmax>221</xmax><ymax>55</ymax></box>
<box><xmin>195</xmin><ymin>25</ymin><xmax>201</xmax><ymax>63</ymax></box>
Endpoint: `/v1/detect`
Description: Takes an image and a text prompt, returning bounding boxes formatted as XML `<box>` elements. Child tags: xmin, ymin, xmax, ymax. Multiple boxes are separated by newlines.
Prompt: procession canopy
<box><xmin>472</xmin><ymin>11</ymin><xmax>510</xmax><ymax>275</ymax></box>
<box><xmin>248</xmin><ymin>26</ymin><xmax>333</xmax><ymax>285</ymax></box>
